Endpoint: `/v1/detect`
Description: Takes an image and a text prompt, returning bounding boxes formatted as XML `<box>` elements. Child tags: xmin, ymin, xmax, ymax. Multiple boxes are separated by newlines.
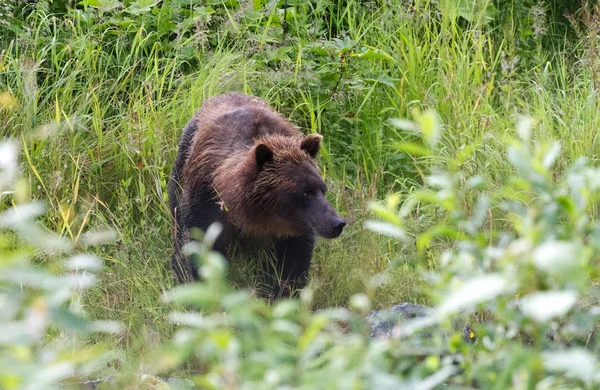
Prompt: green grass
<box><xmin>1</xmin><ymin>0</ymin><xmax>598</xmax><ymax>354</ymax></box>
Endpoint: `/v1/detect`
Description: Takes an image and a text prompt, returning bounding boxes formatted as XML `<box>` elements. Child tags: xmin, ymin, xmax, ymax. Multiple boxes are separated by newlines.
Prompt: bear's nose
<box><xmin>332</xmin><ymin>219</ymin><xmax>346</xmax><ymax>237</ymax></box>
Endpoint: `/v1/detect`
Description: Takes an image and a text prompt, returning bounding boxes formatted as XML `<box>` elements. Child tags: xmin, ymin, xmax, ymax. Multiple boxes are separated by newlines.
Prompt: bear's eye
<box><xmin>303</xmin><ymin>189</ymin><xmax>313</xmax><ymax>198</ymax></box>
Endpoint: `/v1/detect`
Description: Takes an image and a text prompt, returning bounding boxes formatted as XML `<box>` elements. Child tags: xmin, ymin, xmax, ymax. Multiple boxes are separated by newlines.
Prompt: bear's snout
<box><xmin>315</xmin><ymin>214</ymin><xmax>346</xmax><ymax>239</ymax></box>
<box><xmin>331</xmin><ymin>218</ymin><xmax>346</xmax><ymax>238</ymax></box>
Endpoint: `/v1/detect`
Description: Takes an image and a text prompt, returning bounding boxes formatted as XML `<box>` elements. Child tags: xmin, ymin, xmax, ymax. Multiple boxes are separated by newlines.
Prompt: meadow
<box><xmin>2</xmin><ymin>0</ymin><xmax>600</xmax><ymax>388</ymax></box>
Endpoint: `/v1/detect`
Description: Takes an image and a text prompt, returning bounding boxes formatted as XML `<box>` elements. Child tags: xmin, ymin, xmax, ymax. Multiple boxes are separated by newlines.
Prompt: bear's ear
<box><xmin>255</xmin><ymin>143</ymin><xmax>274</xmax><ymax>170</ymax></box>
<box><xmin>300</xmin><ymin>134</ymin><xmax>323</xmax><ymax>158</ymax></box>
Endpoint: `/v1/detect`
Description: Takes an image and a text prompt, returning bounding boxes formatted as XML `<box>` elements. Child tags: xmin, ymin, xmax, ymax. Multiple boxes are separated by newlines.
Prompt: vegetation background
<box><xmin>2</xmin><ymin>0</ymin><xmax>600</xmax><ymax>388</ymax></box>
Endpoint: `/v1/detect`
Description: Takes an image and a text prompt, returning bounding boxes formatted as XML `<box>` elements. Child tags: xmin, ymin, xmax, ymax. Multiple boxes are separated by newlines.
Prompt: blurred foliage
<box><xmin>0</xmin><ymin>138</ymin><xmax>122</xmax><ymax>389</ymax></box>
<box><xmin>4</xmin><ymin>105</ymin><xmax>600</xmax><ymax>387</ymax></box>
<box><xmin>1</xmin><ymin>0</ymin><xmax>600</xmax><ymax>388</ymax></box>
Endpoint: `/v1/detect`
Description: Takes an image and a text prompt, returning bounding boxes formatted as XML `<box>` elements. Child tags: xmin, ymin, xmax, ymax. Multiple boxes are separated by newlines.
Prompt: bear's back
<box><xmin>192</xmin><ymin>93</ymin><xmax>300</xmax><ymax>156</ymax></box>
<box><xmin>181</xmin><ymin>93</ymin><xmax>301</xmax><ymax>186</ymax></box>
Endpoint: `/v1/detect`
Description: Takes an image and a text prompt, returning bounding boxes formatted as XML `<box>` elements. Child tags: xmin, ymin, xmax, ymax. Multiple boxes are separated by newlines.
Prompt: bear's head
<box><xmin>216</xmin><ymin>134</ymin><xmax>346</xmax><ymax>240</ymax></box>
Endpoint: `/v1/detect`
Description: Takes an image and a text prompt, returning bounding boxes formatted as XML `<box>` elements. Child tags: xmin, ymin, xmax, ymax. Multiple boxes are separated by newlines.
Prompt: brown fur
<box><xmin>180</xmin><ymin>94</ymin><xmax>319</xmax><ymax>239</ymax></box>
<box><xmin>169</xmin><ymin>92</ymin><xmax>344</xmax><ymax>295</ymax></box>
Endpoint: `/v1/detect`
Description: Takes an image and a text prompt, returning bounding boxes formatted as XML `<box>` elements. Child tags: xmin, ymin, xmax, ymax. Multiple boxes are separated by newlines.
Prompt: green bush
<box><xmin>5</xmin><ymin>110</ymin><xmax>600</xmax><ymax>388</ymax></box>
<box><xmin>2</xmin><ymin>0</ymin><xmax>600</xmax><ymax>388</ymax></box>
<box><xmin>366</xmin><ymin>110</ymin><xmax>600</xmax><ymax>388</ymax></box>
<box><xmin>0</xmin><ymin>140</ymin><xmax>122</xmax><ymax>389</ymax></box>
<box><xmin>126</xmin><ymin>112</ymin><xmax>600</xmax><ymax>388</ymax></box>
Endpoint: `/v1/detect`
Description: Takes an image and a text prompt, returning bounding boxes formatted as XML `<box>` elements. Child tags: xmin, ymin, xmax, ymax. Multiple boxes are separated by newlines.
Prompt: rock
<box><xmin>79</xmin><ymin>375</ymin><xmax>194</xmax><ymax>389</ymax></box>
<box><xmin>367</xmin><ymin>302</ymin><xmax>433</xmax><ymax>339</ymax></box>
<box><xmin>367</xmin><ymin>302</ymin><xmax>475</xmax><ymax>344</ymax></box>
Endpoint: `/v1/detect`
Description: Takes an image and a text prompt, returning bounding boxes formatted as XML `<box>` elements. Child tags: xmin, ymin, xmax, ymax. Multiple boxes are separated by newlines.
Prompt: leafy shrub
<box><xmin>4</xmin><ymin>74</ymin><xmax>600</xmax><ymax>390</ymax></box>
<box><xmin>0</xmin><ymin>139</ymin><xmax>122</xmax><ymax>389</ymax></box>
<box><xmin>367</xmin><ymin>111</ymin><xmax>600</xmax><ymax>388</ymax></box>
<box><xmin>121</xmin><ymin>111</ymin><xmax>600</xmax><ymax>388</ymax></box>
<box><xmin>2</xmin><ymin>1</ymin><xmax>600</xmax><ymax>388</ymax></box>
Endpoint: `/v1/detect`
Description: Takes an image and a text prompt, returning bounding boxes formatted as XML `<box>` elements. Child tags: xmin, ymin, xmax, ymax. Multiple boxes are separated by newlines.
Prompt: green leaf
<box><xmin>532</xmin><ymin>241</ymin><xmax>582</xmax><ymax>274</ymax></box>
<box><xmin>465</xmin><ymin>195</ymin><xmax>490</xmax><ymax>235</ymax></box>
<box><xmin>542</xmin><ymin>349</ymin><xmax>597</xmax><ymax>385</ymax></box>
<box><xmin>507</xmin><ymin>145</ymin><xmax>531</xmax><ymax>174</ymax></box>
<box><xmin>387</xmin><ymin>118</ymin><xmax>419</xmax><ymax>132</ymax></box>
<box><xmin>50</xmin><ymin>307</ymin><xmax>90</xmax><ymax>334</ymax></box>
<box><xmin>413</xmin><ymin>365</ymin><xmax>458</xmax><ymax>390</ymax></box>
<box><xmin>393</xmin><ymin>142</ymin><xmax>432</xmax><ymax>157</ymax></box>
<box><xmin>519</xmin><ymin>290</ymin><xmax>578</xmax><ymax>322</ymax></box>
<box><xmin>417</xmin><ymin>225</ymin><xmax>465</xmax><ymax>250</ymax></box>
<box><xmin>354</xmin><ymin>47</ymin><xmax>394</xmax><ymax>62</ymax></box>
<box><xmin>124</xmin><ymin>0</ymin><xmax>159</xmax><ymax>15</ymax></box>
<box><xmin>542</xmin><ymin>141</ymin><xmax>561</xmax><ymax>169</ymax></box>
<box><xmin>364</xmin><ymin>221</ymin><xmax>407</xmax><ymax>240</ymax></box>
<box><xmin>299</xmin><ymin>314</ymin><xmax>327</xmax><ymax>351</ymax></box>
<box><xmin>516</xmin><ymin>116</ymin><xmax>534</xmax><ymax>142</ymax></box>
<box><xmin>399</xmin><ymin>195</ymin><xmax>419</xmax><ymax>218</ymax></box>
<box><xmin>466</xmin><ymin>175</ymin><xmax>486</xmax><ymax>190</ymax></box>
<box><xmin>368</xmin><ymin>200</ymin><xmax>401</xmax><ymax>225</ymax></box>
<box><xmin>79</xmin><ymin>0</ymin><xmax>123</xmax><ymax>11</ymax></box>
<box><xmin>362</xmin><ymin>74</ymin><xmax>399</xmax><ymax>88</ymax></box>
<box><xmin>89</xmin><ymin>320</ymin><xmax>125</xmax><ymax>334</ymax></box>
<box><xmin>412</xmin><ymin>108</ymin><xmax>441</xmax><ymax>148</ymax></box>
<box><xmin>164</xmin><ymin>284</ymin><xmax>220</xmax><ymax>307</ymax></box>
<box><xmin>454</xmin><ymin>0</ymin><xmax>497</xmax><ymax>23</ymax></box>
<box><xmin>435</xmin><ymin>274</ymin><xmax>512</xmax><ymax>317</ymax></box>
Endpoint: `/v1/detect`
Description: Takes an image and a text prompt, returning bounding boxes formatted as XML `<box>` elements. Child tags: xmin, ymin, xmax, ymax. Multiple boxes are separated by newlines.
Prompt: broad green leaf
<box><xmin>89</xmin><ymin>320</ymin><xmax>125</xmax><ymax>334</ymax></box>
<box><xmin>393</xmin><ymin>142</ymin><xmax>432</xmax><ymax>157</ymax></box>
<box><xmin>124</xmin><ymin>0</ymin><xmax>159</xmax><ymax>15</ymax></box>
<box><xmin>368</xmin><ymin>201</ymin><xmax>401</xmax><ymax>225</ymax></box>
<box><xmin>0</xmin><ymin>202</ymin><xmax>45</xmax><ymax>228</ymax></box>
<box><xmin>354</xmin><ymin>48</ymin><xmax>394</xmax><ymax>62</ymax></box>
<box><xmin>413</xmin><ymin>365</ymin><xmax>458</xmax><ymax>390</ymax></box>
<box><xmin>516</xmin><ymin>116</ymin><xmax>534</xmax><ymax>142</ymax></box>
<box><xmin>349</xmin><ymin>293</ymin><xmax>371</xmax><ymax>313</ymax></box>
<box><xmin>364</xmin><ymin>221</ymin><xmax>407</xmax><ymax>240</ymax></box>
<box><xmin>79</xmin><ymin>0</ymin><xmax>123</xmax><ymax>11</ymax></box>
<box><xmin>168</xmin><ymin>312</ymin><xmax>206</xmax><ymax>327</ymax></box>
<box><xmin>26</xmin><ymin>362</ymin><xmax>76</xmax><ymax>389</ymax></box>
<box><xmin>49</xmin><ymin>307</ymin><xmax>90</xmax><ymax>334</ymax></box>
<box><xmin>387</xmin><ymin>118</ymin><xmax>419</xmax><ymax>132</ymax></box>
<box><xmin>362</xmin><ymin>74</ymin><xmax>399</xmax><ymax>88</ymax></box>
<box><xmin>0</xmin><ymin>322</ymin><xmax>31</xmax><ymax>345</ymax></box>
<box><xmin>542</xmin><ymin>141</ymin><xmax>561</xmax><ymax>169</ymax></box>
<box><xmin>507</xmin><ymin>145</ymin><xmax>530</xmax><ymax>173</ymax></box>
<box><xmin>299</xmin><ymin>314</ymin><xmax>327</xmax><ymax>351</ymax></box>
<box><xmin>417</xmin><ymin>226</ymin><xmax>465</xmax><ymax>251</ymax></box>
<box><xmin>425</xmin><ymin>172</ymin><xmax>452</xmax><ymax>190</ymax></box>
<box><xmin>80</xmin><ymin>229</ymin><xmax>118</xmax><ymax>245</ymax></box>
<box><xmin>532</xmin><ymin>241</ymin><xmax>581</xmax><ymax>273</ymax></box>
<box><xmin>65</xmin><ymin>254</ymin><xmax>101</xmax><ymax>271</ymax></box>
<box><xmin>465</xmin><ymin>195</ymin><xmax>490</xmax><ymax>234</ymax></box>
<box><xmin>435</xmin><ymin>274</ymin><xmax>512</xmax><ymax>317</ymax></box>
<box><xmin>466</xmin><ymin>175</ymin><xmax>486</xmax><ymax>190</ymax></box>
<box><xmin>271</xmin><ymin>320</ymin><xmax>302</xmax><ymax>336</ymax></box>
<box><xmin>519</xmin><ymin>290</ymin><xmax>577</xmax><ymax>322</ymax></box>
<box><xmin>413</xmin><ymin>109</ymin><xmax>441</xmax><ymax>148</ymax></box>
<box><xmin>164</xmin><ymin>284</ymin><xmax>219</xmax><ymax>306</ymax></box>
<box><xmin>542</xmin><ymin>349</ymin><xmax>597</xmax><ymax>385</ymax></box>
<box><xmin>273</xmin><ymin>299</ymin><xmax>300</xmax><ymax>319</ymax></box>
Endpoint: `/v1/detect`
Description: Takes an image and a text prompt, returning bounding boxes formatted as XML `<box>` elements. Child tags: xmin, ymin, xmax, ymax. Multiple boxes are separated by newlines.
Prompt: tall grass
<box><xmin>1</xmin><ymin>0</ymin><xmax>597</xmax><ymax>351</ymax></box>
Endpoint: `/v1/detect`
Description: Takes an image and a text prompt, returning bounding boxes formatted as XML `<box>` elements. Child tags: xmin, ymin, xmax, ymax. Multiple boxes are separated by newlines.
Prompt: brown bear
<box><xmin>168</xmin><ymin>92</ymin><xmax>346</xmax><ymax>298</ymax></box>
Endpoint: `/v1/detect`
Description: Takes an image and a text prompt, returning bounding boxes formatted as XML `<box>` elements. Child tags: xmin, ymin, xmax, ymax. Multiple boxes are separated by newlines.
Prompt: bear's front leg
<box><xmin>272</xmin><ymin>235</ymin><xmax>316</xmax><ymax>299</ymax></box>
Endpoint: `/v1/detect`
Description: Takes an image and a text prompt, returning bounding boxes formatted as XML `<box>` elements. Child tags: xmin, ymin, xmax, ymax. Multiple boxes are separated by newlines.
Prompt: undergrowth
<box><xmin>1</xmin><ymin>0</ymin><xmax>600</xmax><ymax>360</ymax></box>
